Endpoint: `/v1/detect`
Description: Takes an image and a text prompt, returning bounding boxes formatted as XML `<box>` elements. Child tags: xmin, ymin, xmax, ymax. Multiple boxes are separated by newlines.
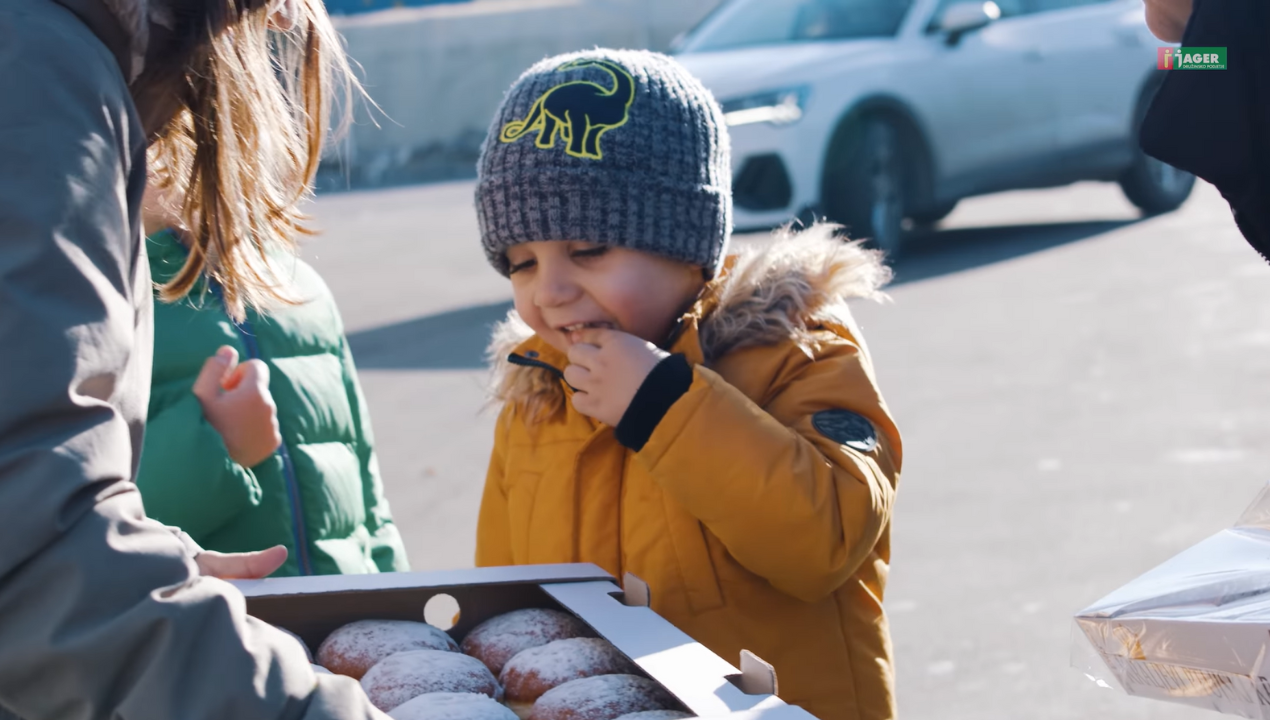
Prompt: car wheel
<box><xmin>1119</xmin><ymin>150</ymin><xmax>1196</xmax><ymax>215</ymax></box>
<box><xmin>1118</xmin><ymin>80</ymin><xmax>1196</xmax><ymax>215</ymax></box>
<box><xmin>910</xmin><ymin>199</ymin><xmax>958</xmax><ymax>227</ymax></box>
<box><xmin>824</xmin><ymin>117</ymin><xmax>907</xmax><ymax>258</ymax></box>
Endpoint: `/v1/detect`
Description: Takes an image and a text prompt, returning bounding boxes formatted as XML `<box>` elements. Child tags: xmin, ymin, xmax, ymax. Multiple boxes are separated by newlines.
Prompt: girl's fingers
<box><xmin>193</xmin><ymin>346</ymin><xmax>238</xmax><ymax>400</ymax></box>
<box><xmin>267</xmin><ymin>0</ymin><xmax>297</xmax><ymax>31</ymax></box>
<box><xmin>225</xmin><ymin>358</ymin><xmax>271</xmax><ymax>394</ymax></box>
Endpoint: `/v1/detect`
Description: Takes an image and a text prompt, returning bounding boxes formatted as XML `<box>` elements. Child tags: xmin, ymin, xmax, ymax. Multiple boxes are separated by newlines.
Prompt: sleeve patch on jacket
<box><xmin>812</xmin><ymin>410</ymin><xmax>878</xmax><ymax>453</ymax></box>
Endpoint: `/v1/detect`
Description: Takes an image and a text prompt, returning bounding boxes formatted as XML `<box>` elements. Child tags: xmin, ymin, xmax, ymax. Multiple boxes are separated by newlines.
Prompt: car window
<box><xmin>1029</xmin><ymin>0</ymin><xmax>1113</xmax><ymax>11</ymax></box>
<box><xmin>929</xmin><ymin>0</ymin><xmax>1030</xmax><ymax>26</ymax></box>
<box><xmin>678</xmin><ymin>0</ymin><xmax>915</xmax><ymax>53</ymax></box>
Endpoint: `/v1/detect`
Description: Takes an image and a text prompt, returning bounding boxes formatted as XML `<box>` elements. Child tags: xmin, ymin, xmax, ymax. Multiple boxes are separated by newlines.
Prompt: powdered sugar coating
<box><xmin>529</xmin><ymin>674</ymin><xmax>675</xmax><ymax>720</ymax></box>
<box><xmin>461</xmin><ymin>609</ymin><xmax>592</xmax><ymax>675</ymax></box>
<box><xmin>318</xmin><ymin>620</ymin><xmax>459</xmax><ymax>680</ymax></box>
<box><xmin>362</xmin><ymin>650</ymin><xmax>502</xmax><ymax>712</ymax></box>
<box><xmin>389</xmin><ymin>692</ymin><xmax>519</xmax><ymax>720</ymax></box>
<box><xmin>501</xmin><ymin>638</ymin><xmax>638</xmax><ymax>703</ymax></box>
<box><xmin>612</xmin><ymin>712</ymin><xmax>693</xmax><ymax>720</ymax></box>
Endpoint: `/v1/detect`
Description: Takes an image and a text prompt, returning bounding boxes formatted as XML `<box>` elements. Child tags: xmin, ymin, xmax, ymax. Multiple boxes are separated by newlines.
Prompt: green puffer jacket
<box><xmin>136</xmin><ymin>229</ymin><xmax>408</xmax><ymax>576</ymax></box>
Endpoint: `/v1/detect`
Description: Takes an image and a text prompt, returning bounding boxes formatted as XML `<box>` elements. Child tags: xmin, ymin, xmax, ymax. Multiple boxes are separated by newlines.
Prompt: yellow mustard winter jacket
<box><xmin>476</xmin><ymin>231</ymin><xmax>903</xmax><ymax>720</ymax></box>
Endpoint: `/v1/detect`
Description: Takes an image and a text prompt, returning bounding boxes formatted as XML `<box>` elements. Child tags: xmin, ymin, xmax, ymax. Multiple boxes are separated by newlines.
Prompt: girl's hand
<box><xmin>266</xmin><ymin>0</ymin><xmax>298</xmax><ymax>31</ymax></box>
<box><xmin>564</xmin><ymin>328</ymin><xmax>668</xmax><ymax>426</ymax></box>
<box><xmin>192</xmin><ymin>346</ymin><xmax>282</xmax><ymax>468</ymax></box>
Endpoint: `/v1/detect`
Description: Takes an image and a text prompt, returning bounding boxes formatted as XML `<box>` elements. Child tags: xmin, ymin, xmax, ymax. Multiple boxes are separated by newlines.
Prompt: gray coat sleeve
<box><xmin>0</xmin><ymin>3</ymin><xmax>385</xmax><ymax>719</ymax></box>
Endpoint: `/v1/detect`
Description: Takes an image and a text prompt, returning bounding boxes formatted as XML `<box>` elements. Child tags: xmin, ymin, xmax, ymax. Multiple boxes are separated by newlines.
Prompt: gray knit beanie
<box><xmin>476</xmin><ymin>49</ymin><xmax>732</xmax><ymax>277</ymax></box>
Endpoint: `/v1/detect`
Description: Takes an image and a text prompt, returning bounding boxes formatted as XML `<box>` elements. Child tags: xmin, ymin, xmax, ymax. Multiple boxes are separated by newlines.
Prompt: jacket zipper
<box><xmin>211</xmin><ymin>283</ymin><xmax>314</xmax><ymax>576</ymax></box>
<box><xmin>508</xmin><ymin>352</ymin><xmax>579</xmax><ymax>392</ymax></box>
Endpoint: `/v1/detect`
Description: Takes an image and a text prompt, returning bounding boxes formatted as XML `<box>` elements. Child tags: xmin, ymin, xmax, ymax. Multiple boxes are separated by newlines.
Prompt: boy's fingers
<box><xmin>571</xmin><ymin>327</ymin><xmax>616</xmax><ymax>347</ymax></box>
<box><xmin>194</xmin><ymin>545</ymin><xmax>288</xmax><ymax>579</ymax></box>
<box><xmin>566</xmin><ymin>342</ymin><xmax>601</xmax><ymax>367</ymax></box>
<box><xmin>192</xmin><ymin>346</ymin><xmax>238</xmax><ymax>400</ymax></box>
<box><xmin>569</xmin><ymin>386</ymin><xmax>604</xmax><ymax>419</ymax></box>
<box><xmin>563</xmin><ymin>363</ymin><xmax>593</xmax><ymax>390</ymax></box>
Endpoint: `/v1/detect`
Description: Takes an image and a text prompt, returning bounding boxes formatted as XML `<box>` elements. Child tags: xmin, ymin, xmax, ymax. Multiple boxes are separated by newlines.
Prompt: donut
<box><xmin>318</xmin><ymin>620</ymin><xmax>459</xmax><ymax>679</ymax></box>
<box><xmin>501</xmin><ymin>638</ymin><xmax>638</xmax><ymax>717</ymax></box>
<box><xmin>611</xmin><ymin>712</ymin><xmax>693</xmax><ymax>720</ymax></box>
<box><xmin>528</xmin><ymin>675</ymin><xmax>675</xmax><ymax>720</ymax></box>
<box><xmin>388</xmin><ymin>692</ymin><xmax>519</xmax><ymax>720</ymax></box>
<box><xmin>460</xmin><ymin>609</ymin><xmax>592</xmax><ymax>676</ymax></box>
<box><xmin>361</xmin><ymin>650</ymin><xmax>502</xmax><ymax>712</ymax></box>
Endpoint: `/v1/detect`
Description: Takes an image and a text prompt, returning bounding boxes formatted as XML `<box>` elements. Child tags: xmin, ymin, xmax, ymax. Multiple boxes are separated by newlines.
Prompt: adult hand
<box><xmin>1144</xmin><ymin>0</ymin><xmax>1191</xmax><ymax>42</ymax></box>
<box><xmin>192</xmin><ymin>346</ymin><xmax>283</xmax><ymax>467</ymax></box>
<box><xmin>195</xmin><ymin>545</ymin><xmax>289</xmax><ymax>579</ymax></box>
<box><xmin>564</xmin><ymin>328</ymin><xmax>668</xmax><ymax>426</ymax></box>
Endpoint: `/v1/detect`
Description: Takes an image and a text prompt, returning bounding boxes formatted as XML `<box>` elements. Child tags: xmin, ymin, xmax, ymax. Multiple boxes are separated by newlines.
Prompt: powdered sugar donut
<box><xmin>318</xmin><ymin>620</ymin><xmax>459</xmax><ymax>679</ymax></box>
<box><xmin>501</xmin><ymin>638</ymin><xmax>639</xmax><ymax>717</ymax></box>
<box><xmin>361</xmin><ymin>650</ymin><xmax>502</xmax><ymax>712</ymax></box>
<box><xmin>389</xmin><ymin>692</ymin><xmax>519</xmax><ymax>720</ymax></box>
<box><xmin>528</xmin><ymin>675</ymin><xmax>675</xmax><ymax>720</ymax></box>
<box><xmin>461</xmin><ymin>609</ymin><xmax>592</xmax><ymax>676</ymax></box>
<box><xmin>611</xmin><ymin>712</ymin><xmax>693</xmax><ymax>720</ymax></box>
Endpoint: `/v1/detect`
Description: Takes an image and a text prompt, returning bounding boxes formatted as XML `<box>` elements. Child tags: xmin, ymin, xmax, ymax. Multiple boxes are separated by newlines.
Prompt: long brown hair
<box><xmin>139</xmin><ymin>0</ymin><xmax>359</xmax><ymax>320</ymax></box>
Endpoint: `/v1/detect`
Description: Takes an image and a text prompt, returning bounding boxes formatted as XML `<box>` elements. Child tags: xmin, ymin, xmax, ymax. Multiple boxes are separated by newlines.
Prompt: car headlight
<box><xmin>720</xmin><ymin>87</ymin><xmax>810</xmax><ymax>128</ymax></box>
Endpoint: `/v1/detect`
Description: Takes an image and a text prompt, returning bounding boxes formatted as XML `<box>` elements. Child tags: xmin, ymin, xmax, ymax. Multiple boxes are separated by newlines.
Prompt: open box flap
<box><xmin>542</xmin><ymin>580</ymin><xmax>785</xmax><ymax>717</ymax></box>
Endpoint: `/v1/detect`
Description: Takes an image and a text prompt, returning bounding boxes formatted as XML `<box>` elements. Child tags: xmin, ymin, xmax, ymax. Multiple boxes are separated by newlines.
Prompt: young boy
<box><xmin>474</xmin><ymin>49</ymin><xmax>903</xmax><ymax>720</ymax></box>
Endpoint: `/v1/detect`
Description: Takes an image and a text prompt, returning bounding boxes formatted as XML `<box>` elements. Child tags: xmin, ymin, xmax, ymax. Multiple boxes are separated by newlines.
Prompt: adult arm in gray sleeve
<box><xmin>0</xmin><ymin>3</ymin><xmax>384</xmax><ymax>719</ymax></box>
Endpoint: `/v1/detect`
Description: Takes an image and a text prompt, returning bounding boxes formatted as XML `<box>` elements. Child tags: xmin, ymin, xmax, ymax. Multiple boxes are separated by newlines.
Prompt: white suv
<box><xmin>673</xmin><ymin>0</ymin><xmax>1194</xmax><ymax>254</ymax></box>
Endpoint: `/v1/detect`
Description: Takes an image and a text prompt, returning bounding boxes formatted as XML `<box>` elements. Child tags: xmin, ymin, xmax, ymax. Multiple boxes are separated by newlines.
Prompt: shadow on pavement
<box><xmin>890</xmin><ymin>219</ymin><xmax>1140</xmax><ymax>285</ymax></box>
<box><xmin>348</xmin><ymin>299</ymin><xmax>514</xmax><ymax>370</ymax></box>
<box><xmin>347</xmin><ymin>219</ymin><xmax>1139</xmax><ymax>370</ymax></box>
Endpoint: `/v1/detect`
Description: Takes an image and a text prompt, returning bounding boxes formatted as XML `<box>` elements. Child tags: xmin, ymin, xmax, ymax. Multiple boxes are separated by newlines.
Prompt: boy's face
<box><xmin>506</xmin><ymin>241</ymin><xmax>706</xmax><ymax>354</ymax></box>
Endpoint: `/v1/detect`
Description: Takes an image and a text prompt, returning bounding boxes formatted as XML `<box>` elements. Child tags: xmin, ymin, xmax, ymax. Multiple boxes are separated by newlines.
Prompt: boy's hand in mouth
<box><xmin>564</xmin><ymin>327</ymin><xmax>668</xmax><ymax>426</ymax></box>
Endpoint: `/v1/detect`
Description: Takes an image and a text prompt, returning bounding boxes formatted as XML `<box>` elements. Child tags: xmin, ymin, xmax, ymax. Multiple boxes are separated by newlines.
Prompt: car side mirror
<box><xmin>938</xmin><ymin>1</ymin><xmax>1001</xmax><ymax>46</ymax></box>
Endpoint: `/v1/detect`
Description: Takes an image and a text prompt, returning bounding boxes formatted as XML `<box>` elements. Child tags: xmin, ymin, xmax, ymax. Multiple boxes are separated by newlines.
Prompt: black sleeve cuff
<box><xmin>615</xmin><ymin>354</ymin><xmax>694</xmax><ymax>452</ymax></box>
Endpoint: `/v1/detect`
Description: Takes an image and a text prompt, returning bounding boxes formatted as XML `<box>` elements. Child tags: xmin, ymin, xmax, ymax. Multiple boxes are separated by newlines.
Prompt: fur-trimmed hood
<box><xmin>486</xmin><ymin>224</ymin><xmax>892</xmax><ymax>414</ymax></box>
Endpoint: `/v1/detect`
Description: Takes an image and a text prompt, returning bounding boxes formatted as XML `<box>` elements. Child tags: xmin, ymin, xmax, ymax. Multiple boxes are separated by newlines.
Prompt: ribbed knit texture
<box><xmin>476</xmin><ymin>49</ymin><xmax>732</xmax><ymax>277</ymax></box>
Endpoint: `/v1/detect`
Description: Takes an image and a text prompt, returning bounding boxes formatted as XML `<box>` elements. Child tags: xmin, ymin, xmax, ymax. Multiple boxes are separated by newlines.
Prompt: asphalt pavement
<box><xmin>304</xmin><ymin>178</ymin><xmax>1270</xmax><ymax>720</ymax></box>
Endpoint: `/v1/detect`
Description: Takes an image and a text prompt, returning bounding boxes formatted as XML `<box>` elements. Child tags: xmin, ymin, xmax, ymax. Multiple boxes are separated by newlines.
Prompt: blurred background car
<box><xmin>673</xmin><ymin>0</ymin><xmax>1195</xmax><ymax>254</ymax></box>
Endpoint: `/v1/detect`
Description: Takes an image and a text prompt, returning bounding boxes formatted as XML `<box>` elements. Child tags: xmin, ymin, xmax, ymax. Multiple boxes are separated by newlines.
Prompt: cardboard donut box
<box><xmin>233</xmin><ymin>563</ymin><xmax>815</xmax><ymax>720</ymax></box>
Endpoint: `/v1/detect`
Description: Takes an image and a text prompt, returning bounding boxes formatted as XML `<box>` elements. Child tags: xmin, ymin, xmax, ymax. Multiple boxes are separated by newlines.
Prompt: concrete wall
<box><xmin>320</xmin><ymin>0</ymin><xmax>721</xmax><ymax>189</ymax></box>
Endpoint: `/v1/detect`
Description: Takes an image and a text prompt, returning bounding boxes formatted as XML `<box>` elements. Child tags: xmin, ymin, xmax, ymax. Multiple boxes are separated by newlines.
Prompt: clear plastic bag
<box><xmin>1075</xmin><ymin>485</ymin><xmax>1270</xmax><ymax>718</ymax></box>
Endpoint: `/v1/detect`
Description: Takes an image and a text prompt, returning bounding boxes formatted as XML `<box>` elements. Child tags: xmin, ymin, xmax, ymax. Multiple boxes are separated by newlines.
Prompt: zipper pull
<box><xmin>508</xmin><ymin>353</ymin><xmax>578</xmax><ymax>392</ymax></box>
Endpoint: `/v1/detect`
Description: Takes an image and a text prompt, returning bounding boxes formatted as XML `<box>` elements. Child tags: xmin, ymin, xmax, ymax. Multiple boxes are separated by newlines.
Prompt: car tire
<box><xmin>824</xmin><ymin>117</ymin><xmax>907</xmax><ymax>258</ymax></box>
<box><xmin>910</xmin><ymin>199</ymin><xmax>958</xmax><ymax>227</ymax></box>
<box><xmin>1118</xmin><ymin>80</ymin><xmax>1195</xmax><ymax>215</ymax></box>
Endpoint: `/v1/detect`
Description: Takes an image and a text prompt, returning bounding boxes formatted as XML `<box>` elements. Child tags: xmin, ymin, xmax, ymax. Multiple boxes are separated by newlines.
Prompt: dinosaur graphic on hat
<box><xmin>499</xmin><ymin>59</ymin><xmax>636</xmax><ymax>161</ymax></box>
